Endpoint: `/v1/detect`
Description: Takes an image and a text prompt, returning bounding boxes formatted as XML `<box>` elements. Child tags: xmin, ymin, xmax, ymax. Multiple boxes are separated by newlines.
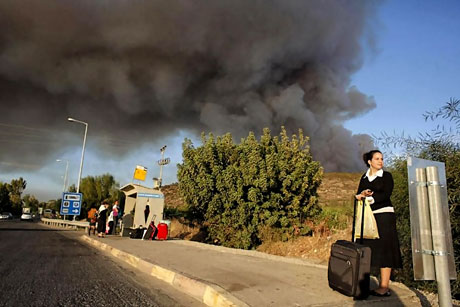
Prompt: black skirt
<box><xmin>97</xmin><ymin>217</ymin><xmax>107</xmax><ymax>233</ymax></box>
<box><xmin>361</xmin><ymin>212</ymin><xmax>402</xmax><ymax>269</ymax></box>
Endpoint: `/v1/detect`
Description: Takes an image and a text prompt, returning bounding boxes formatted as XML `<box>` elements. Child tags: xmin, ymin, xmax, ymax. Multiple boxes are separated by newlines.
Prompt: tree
<box><xmin>66</xmin><ymin>174</ymin><xmax>120</xmax><ymax>219</ymax></box>
<box><xmin>0</xmin><ymin>178</ymin><xmax>27</xmax><ymax>215</ymax></box>
<box><xmin>22</xmin><ymin>194</ymin><xmax>40</xmax><ymax>213</ymax></box>
<box><xmin>0</xmin><ymin>182</ymin><xmax>11</xmax><ymax>213</ymax></box>
<box><xmin>177</xmin><ymin>127</ymin><xmax>323</xmax><ymax>249</ymax></box>
<box><xmin>8</xmin><ymin>177</ymin><xmax>26</xmax><ymax>215</ymax></box>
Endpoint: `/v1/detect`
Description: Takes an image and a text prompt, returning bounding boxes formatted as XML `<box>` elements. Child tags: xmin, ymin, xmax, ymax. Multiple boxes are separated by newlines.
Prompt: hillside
<box><xmin>161</xmin><ymin>172</ymin><xmax>363</xmax><ymax>263</ymax></box>
<box><xmin>162</xmin><ymin>172</ymin><xmax>362</xmax><ymax>208</ymax></box>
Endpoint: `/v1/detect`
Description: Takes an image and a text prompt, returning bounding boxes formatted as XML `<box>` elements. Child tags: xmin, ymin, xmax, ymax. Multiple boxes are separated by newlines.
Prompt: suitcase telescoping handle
<box><xmin>351</xmin><ymin>197</ymin><xmax>365</xmax><ymax>244</ymax></box>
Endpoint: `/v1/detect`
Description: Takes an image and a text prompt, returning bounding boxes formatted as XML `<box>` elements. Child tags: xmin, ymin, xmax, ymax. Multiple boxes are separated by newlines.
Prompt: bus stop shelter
<box><xmin>120</xmin><ymin>183</ymin><xmax>164</xmax><ymax>236</ymax></box>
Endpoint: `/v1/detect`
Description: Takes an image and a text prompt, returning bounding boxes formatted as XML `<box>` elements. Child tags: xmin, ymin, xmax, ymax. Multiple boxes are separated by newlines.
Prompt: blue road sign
<box><xmin>60</xmin><ymin>192</ymin><xmax>83</xmax><ymax>216</ymax></box>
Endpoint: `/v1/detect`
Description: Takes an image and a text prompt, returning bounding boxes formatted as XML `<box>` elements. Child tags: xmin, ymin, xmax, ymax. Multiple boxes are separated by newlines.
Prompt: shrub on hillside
<box><xmin>177</xmin><ymin>127</ymin><xmax>323</xmax><ymax>249</ymax></box>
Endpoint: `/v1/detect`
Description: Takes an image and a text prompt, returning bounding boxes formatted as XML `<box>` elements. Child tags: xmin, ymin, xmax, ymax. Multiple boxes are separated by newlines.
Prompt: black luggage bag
<box><xmin>328</xmin><ymin>198</ymin><xmax>371</xmax><ymax>299</ymax></box>
<box><xmin>143</xmin><ymin>221</ymin><xmax>158</xmax><ymax>240</ymax></box>
<box><xmin>129</xmin><ymin>227</ymin><xmax>145</xmax><ymax>239</ymax></box>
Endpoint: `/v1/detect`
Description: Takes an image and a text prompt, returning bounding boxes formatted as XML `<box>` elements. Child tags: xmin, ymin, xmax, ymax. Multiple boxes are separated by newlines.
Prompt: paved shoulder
<box><xmin>81</xmin><ymin>235</ymin><xmax>421</xmax><ymax>307</ymax></box>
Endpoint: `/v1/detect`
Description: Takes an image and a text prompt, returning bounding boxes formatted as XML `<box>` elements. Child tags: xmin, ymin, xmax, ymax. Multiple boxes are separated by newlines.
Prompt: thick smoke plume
<box><xmin>0</xmin><ymin>1</ymin><xmax>378</xmax><ymax>172</ymax></box>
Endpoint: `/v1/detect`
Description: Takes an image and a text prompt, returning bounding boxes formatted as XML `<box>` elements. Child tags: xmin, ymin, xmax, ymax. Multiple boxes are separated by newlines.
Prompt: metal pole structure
<box><xmin>56</xmin><ymin>159</ymin><xmax>69</xmax><ymax>192</ymax></box>
<box><xmin>64</xmin><ymin>160</ymin><xmax>69</xmax><ymax>192</ymax></box>
<box><xmin>157</xmin><ymin>145</ymin><xmax>170</xmax><ymax>189</ymax></box>
<box><xmin>159</xmin><ymin>146</ymin><xmax>166</xmax><ymax>188</ymax></box>
<box><xmin>56</xmin><ymin>159</ymin><xmax>69</xmax><ymax>221</ymax></box>
<box><xmin>68</xmin><ymin>117</ymin><xmax>88</xmax><ymax>221</ymax></box>
<box><xmin>415</xmin><ymin>168</ymin><xmax>435</xmax><ymax>279</ymax></box>
<box><xmin>426</xmin><ymin>166</ymin><xmax>452</xmax><ymax>307</ymax></box>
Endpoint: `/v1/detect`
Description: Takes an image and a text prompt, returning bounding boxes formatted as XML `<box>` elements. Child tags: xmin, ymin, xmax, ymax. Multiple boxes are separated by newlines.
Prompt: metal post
<box><xmin>76</xmin><ymin>123</ymin><xmax>88</xmax><ymax>194</ymax></box>
<box><xmin>159</xmin><ymin>147</ymin><xmax>165</xmax><ymax>187</ymax></box>
<box><xmin>157</xmin><ymin>145</ymin><xmax>169</xmax><ymax>189</ymax></box>
<box><xmin>57</xmin><ymin>159</ymin><xmax>70</xmax><ymax>220</ymax></box>
<box><xmin>426</xmin><ymin>166</ymin><xmax>452</xmax><ymax>307</ymax></box>
<box><xmin>64</xmin><ymin>160</ymin><xmax>69</xmax><ymax>192</ymax></box>
<box><xmin>68</xmin><ymin>117</ymin><xmax>88</xmax><ymax>221</ymax></box>
<box><xmin>415</xmin><ymin>168</ymin><xmax>435</xmax><ymax>279</ymax></box>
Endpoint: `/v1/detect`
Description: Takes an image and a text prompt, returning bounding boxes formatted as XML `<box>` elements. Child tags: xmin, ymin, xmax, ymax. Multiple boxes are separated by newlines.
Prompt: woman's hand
<box><xmin>362</xmin><ymin>189</ymin><xmax>373</xmax><ymax>197</ymax></box>
<box><xmin>356</xmin><ymin>189</ymin><xmax>373</xmax><ymax>200</ymax></box>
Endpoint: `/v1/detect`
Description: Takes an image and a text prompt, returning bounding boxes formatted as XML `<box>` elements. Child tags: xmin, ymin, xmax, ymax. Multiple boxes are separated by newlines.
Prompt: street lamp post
<box><xmin>68</xmin><ymin>117</ymin><xmax>88</xmax><ymax>221</ymax></box>
<box><xmin>56</xmin><ymin>159</ymin><xmax>69</xmax><ymax>220</ymax></box>
<box><xmin>56</xmin><ymin>159</ymin><xmax>69</xmax><ymax>193</ymax></box>
<box><xmin>68</xmin><ymin>117</ymin><xmax>88</xmax><ymax>194</ymax></box>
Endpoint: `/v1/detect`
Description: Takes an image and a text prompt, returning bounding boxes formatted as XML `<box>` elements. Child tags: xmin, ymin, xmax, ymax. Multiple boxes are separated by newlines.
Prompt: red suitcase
<box><xmin>157</xmin><ymin>223</ymin><xmax>168</xmax><ymax>240</ymax></box>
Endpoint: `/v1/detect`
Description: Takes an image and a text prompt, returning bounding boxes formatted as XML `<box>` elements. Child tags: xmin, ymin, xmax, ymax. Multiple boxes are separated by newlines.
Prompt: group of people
<box><xmin>87</xmin><ymin>200</ymin><xmax>120</xmax><ymax>238</ymax></box>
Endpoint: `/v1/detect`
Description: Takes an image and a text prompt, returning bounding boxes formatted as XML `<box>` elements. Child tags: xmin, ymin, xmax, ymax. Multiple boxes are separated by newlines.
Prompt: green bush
<box><xmin>317</xmin><ymin>201</ymin><xmax>354</xmax><ymax>230</ymax></box>
<box><xmin>177</xmin><ymin>127</ymin><xmax>323</xmax><ymax>249</ymax></box>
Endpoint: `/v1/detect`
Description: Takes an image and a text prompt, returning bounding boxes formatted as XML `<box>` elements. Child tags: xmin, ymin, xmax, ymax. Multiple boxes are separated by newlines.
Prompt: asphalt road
<box><xmin>0</xmin><ymin>220</ymin><xmax>203</xmax><ymax>307</ymax></box>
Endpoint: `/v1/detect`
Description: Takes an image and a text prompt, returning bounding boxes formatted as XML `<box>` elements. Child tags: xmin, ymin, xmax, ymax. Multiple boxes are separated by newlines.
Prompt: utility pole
<box><xmin>157</xmin><ymin>145</ymin><xmax>170</xmax><ymax>189</ymax></box>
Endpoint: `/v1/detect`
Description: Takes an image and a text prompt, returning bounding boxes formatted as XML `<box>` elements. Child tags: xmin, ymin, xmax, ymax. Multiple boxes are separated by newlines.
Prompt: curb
<box><xmin>79</xmin><ymin>235</ymin><xmax>249</xmax><ymax>307</ymax></box>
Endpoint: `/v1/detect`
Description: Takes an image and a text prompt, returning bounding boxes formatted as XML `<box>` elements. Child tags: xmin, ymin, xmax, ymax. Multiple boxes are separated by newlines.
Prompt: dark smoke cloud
<box><xmin>0</xmin><ymin>0</ymin><xmax>379</xmax><ymax>172</ymax></box>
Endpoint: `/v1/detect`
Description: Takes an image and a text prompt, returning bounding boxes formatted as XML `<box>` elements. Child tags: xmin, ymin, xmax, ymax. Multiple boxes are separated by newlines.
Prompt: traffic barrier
<box><xmin>41</xmin><ymin>217</ymin><xmax>89</xmax><ymax>231</ymax></box>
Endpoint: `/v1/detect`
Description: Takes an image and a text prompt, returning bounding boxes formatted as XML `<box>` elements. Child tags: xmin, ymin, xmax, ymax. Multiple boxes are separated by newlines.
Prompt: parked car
<box><xmin>21</xmin><ymin>212</ymin><xmax>33</xmax><ymax>221</ymax></box>
<box><xmin>43</xmin><ymin>209</ymin><xmax>54</xmax><ymax>218</ymax></box>
<box><xmin>0</xmin><ymin>212</ymin><xmax>13</xmax><ymax>220</ymax></box>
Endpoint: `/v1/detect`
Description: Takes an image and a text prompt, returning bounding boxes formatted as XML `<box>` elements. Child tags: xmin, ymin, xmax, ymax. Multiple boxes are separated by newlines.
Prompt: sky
<box><xmin>0</xmin><ymin>1</ymin><xmax>459</xmax><ymax>202</ymax></box>
<box><xmin>346</xmin><ymin>1</ymin><xmax>460</xmax><ymax>137</ymax></box>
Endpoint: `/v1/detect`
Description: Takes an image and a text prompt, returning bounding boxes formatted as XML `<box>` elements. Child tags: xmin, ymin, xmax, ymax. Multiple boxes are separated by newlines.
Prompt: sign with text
<box><xmin>133</xmin><ymin>165</ymin><xmax>147</xmax><ymax>181</ymax></box>
<box><xmin>60</xmin><ymin>192</ymin><xmax>83</xmax><ymax>216</ymax></box>
<box><xmin>137</xmin><ymin>193</ymin><xmax>164</xmax><ymax>198</ymax></box>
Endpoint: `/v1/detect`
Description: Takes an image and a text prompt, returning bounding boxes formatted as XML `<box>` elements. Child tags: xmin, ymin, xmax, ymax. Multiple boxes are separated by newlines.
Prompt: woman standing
<box><xmin>97</xmin><ymin>201</ymin><xmax>109</xmax><ymax>238</ymax></box>
<box><xmin>356</xmin><ymin>150</ymin><xmax>402</xmax><ymax>297</ymax></box>
<box><xmin>107</xmin><ymin>209</ymin><xmax>114</xmax><ymax>235</ymax></box>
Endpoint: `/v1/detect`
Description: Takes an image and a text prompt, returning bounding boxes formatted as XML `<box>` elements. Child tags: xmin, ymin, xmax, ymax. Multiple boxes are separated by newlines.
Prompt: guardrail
<box><xmin>41</xmin><ymin>217</ymin><xmax>89</xmax><ymax>230</ymax></box>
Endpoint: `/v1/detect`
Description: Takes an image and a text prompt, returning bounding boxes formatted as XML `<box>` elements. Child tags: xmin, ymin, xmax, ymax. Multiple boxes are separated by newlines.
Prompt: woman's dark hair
<box><xmin>363</xmin><ymin>150</ymin><xmax>382</xmax><ymax>167</ymax></box>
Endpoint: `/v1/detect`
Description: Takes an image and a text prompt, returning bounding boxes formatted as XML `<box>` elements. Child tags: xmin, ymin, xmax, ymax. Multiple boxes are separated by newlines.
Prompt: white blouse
<box><xmin>363</xmin><ymin>168</ymin><xmax>394</xmax><ymax>214</ymax></box>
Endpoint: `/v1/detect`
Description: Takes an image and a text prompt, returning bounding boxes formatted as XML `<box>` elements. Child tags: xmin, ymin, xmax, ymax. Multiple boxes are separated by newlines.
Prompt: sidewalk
<box><xmin>80</xmin><ymin>235</ymin><xmax>421</xmax><ymax>307</ymax></box>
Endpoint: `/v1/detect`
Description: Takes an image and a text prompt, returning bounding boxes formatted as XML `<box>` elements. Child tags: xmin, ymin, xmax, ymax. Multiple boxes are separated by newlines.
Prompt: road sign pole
<box><xmin>426</xmin><ymin>166</ymin><xmax>452</xmax><ymax>307</ymax></box>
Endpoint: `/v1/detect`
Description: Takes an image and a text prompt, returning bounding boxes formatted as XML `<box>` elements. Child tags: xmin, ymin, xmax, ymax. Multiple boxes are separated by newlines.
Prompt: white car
<box><xmin>0</xmin><ymin>212</ymin><xmax>13</xmax><ymax>220</ymax></box>
<box><xmin>21</xmin><ymin>212</ymin><xmax>33</xmax><ymax>221</ymax></box>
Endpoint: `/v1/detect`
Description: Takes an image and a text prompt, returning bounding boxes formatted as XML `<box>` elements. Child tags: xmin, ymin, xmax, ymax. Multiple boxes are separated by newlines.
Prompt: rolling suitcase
<box><xmin>157</xmin><ymin>223</ymin><xmax>168</xmax><ymax>240</ymax></box>
<box><xmin>143</xmin><ymin>221</ymin><xmax>158</xmax><ymax>240</ymax></box>
<box><xmin>328</xmin><ymin>198</ymin><xmax>371</xmax><ymax>299</ymax></box>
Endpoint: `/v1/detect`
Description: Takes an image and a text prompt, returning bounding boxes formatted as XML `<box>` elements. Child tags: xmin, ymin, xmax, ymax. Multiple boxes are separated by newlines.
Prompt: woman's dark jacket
<box><xmin>357</xmin><ymin>171</ymin><xmax>394</xmax><ymax>211</ymax></box>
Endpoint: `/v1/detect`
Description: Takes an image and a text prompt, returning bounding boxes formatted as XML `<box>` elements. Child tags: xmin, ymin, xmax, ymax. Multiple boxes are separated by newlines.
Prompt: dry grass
<box><xmin>257</xmin><ymin>223</ymin><xmax>352</xmax><ymax>264</ymax></box>
<box><xmin>317</xmin><ymin>172</ymin><xmax>362</xmax><ymax>204</ymax></box>
<box><xmin>168</xmin><ymin>218</ymin><xmax>202</xmax><ymax>240</ymax></box>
